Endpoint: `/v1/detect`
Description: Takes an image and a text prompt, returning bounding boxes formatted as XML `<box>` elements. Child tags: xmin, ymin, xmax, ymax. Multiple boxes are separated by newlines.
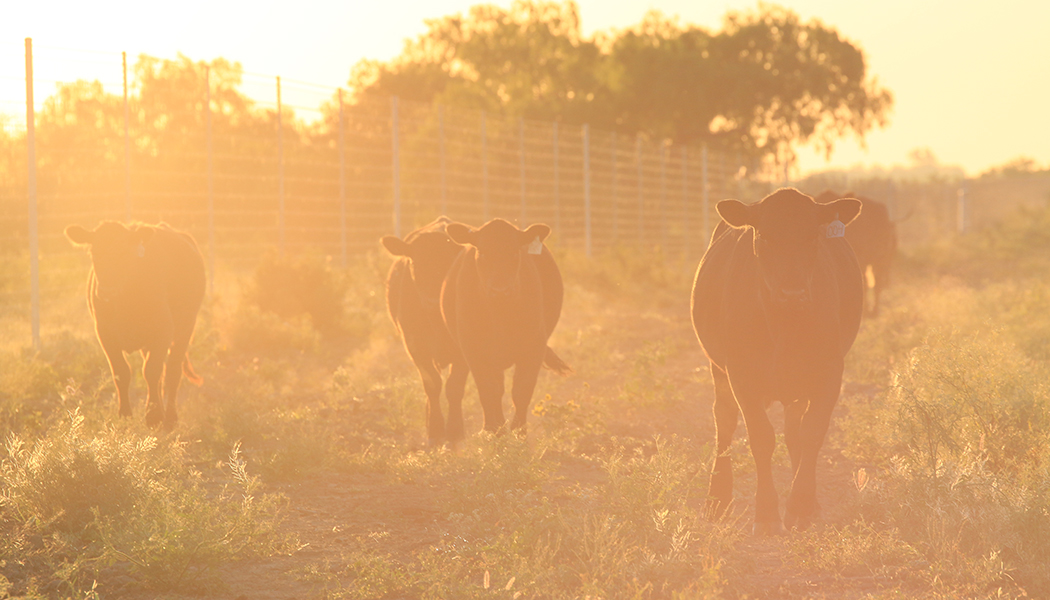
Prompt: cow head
<box><xmin>65</xmin><ymin>222</ymin><xmax>154</xmax><ymax>303</ymax></box>
<box><xmin>446</xmin><ymin>219</ymin><xmax>550</xmax><ymax>298</ymax></box>
<box><xmin>717</xmin><ymin>188</ymin><xmax>861</xmax><ymax>309</ymax></box>
<box><xmin>381</xmin><ymin>218</ymin><xmax>463</xmax><ymax>302</ymax></box>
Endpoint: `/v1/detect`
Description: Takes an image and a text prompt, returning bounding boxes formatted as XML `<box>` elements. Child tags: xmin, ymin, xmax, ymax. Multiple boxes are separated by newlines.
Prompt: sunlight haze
<box><xmin>4</xmin><ymin>0</ymin><xmax>1048</xmax><ymax>176</ymax></box>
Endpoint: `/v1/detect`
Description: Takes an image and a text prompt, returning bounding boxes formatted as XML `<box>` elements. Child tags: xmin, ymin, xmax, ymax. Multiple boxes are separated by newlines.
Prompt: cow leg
<box><xmin>871</xmin><ymin>261</ymin><xmax>888</xmax><ymax>317</ymax></box>
<box><xmin>416</xmin><ymin>360</ymin><xmax>446</xmax><ymax>448</ymax></box>
<box><xmin>143</xmin><ymin>348</ymin><xmax>167</xmax><ymax>428</ymax></box>
<box><xmin>707</xmin><ymin>362</ymin><xmax>739</xmax><ymax>519</ymax></box>
<box><xmin>162</xmin><ymin>342</ymin><xmax>189</xmax><ymax>430</ymax></box>
<box><xmin>731</xmin><ymin>374</ymin><xmax>780</xmax><ymax>536</ymax></box>
<box><xmin>783</xmin><ymin>399</ymin><xmax>805</xmax><ymax>476</ymax></box>
<box><xmin>445</xmin><ymin>360</ymin><xmax>469</xmax><ymax>445</ymax></box>
<box><xmin>509</xmin><ymin>358</ymin><xmax>542</xmax><ymax>433</ymax></box>
<box><xmin>473</xmin><ymin>369</ymin><xmax>506</xmax><ymax>433</ymax></box>
<box><xmin>102</xmin><ymin>341</ymin><xmax>133</xmax><ymax>418</ymax></box>
<box><xmin>784</xmin><ymin>374</ymin><xmax>842</xmax><ymax>531</ymax></box>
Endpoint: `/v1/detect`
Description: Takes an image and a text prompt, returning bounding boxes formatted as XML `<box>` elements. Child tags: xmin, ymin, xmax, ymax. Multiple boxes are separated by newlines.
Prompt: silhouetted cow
<box><xmin>65</xmin><ymin>222</ymin><xmax>206</xmax><ymax>429</ymax></box>
<box><xmin>442</xmin><ymin>218</ymin><xmax>571</xmax><ymax>433</ymax></box>
<box><xmin>815</xmin><ymin>190</ymin><xmax>897</xmax><ymax>316</ymax></box>
<box><xmin>691</xmin><ymin>188</ymin><xmax>863</xmax><ymax>535</ymax></box>
<box><xmin>381</xmin><ymin>216</ymin><xmax>470</xmax><ymax>447</ymax></box>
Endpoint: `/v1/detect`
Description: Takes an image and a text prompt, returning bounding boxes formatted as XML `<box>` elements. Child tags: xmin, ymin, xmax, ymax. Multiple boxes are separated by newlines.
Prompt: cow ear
<box><xmin>446</xmin><ymin>222</ymin><xmax>476</xmax><ymax>246</ymax></box>
<box><xmin>381</xmin><ymin>235</ymin><xmax>412</xmax><ymax>256</ymax></box>
<box><xmin>821</xmin><ymin>198</ymin><xmax>862</xmax><ymax>226</ymax></box>
<box><xmin>65</xmin><ymin>225</ymin><xmax>94</xmax><ymax>246</ymax></box>
<box><xmin>520</xmin><ymin>223</ymin><xmax>551</xmax><ymax>245</ymax></box>
<box><xmin>716</xmin><ymin>200</ymin><xmax>754</xmax><ymax>228</ymax></box>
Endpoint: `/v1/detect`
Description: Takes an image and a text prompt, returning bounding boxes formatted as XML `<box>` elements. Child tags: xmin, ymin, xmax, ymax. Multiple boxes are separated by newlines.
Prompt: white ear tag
<box><xmin>136</xmin><ymin>243</ymin><xmax>146</xmax><ymax>258</ymax></box>
<box><xmin>826</xmin><ymin>218</ymin><xmax>845</xmax><ymax>239</ymax></box>
<box><xmin>527</xmin><ymin>236</ymin><xmax>543</xmax><ymax>255</ymax></box>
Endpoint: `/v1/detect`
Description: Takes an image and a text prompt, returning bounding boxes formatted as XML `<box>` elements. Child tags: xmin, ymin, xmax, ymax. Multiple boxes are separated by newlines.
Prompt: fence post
<box><xmin>277</xmin><ymin>76</ymin><xmax>285</xmax><ymax>254</ymax></box>
<box><xmin>122</xmin><ymin>51</ymin><xmax>131</xmax><ymax>222</ymax></box>
<box><xmin>481</xmin><ymin>111</ymin><xmax>488</xmax><ymax>221</ymax></box>
<box><xmin>702</xmin><ymin>143</ymin><xmax>710</xmax><ymax>243</ymax></box>
<box><xmin>660</xmin><ymin>141</ymin><xmax>667</xmax><ymax>248</ymax></box>
<box><xmin>205</xmin><ymin>66</ymin><xmax>215</xmax><ymax>294</ymax></box>
<box><xmin>681</xmin><ymin>146</ymin><xmax>688</xmax><ymax>257</ymax></box>
<box><xmin>439</xmin><ymin>104</ymin><xmax>447</xmax><ymax>215</ymax></box>
<box><xmin>553</xmin><ymin>121</ymin><xmax>560</xmax><ymax>233</ymax></box>
<box><xmin>391</xmin><ymin>96</ymin><xmax>401</xmax><ymax>237</ymax></box>
<box><xmin>611</xmin><ymin>133</ymin><xmax>618</xmax><ymax>244</ymax></box>
<box><xmin>338</xmin><ymin>89</ymin><xmax>347</xmax><ymax>268</ymax></box>
<box><xmin>583</xmin><ymin>124</ymin><xmax>592</xmax><ymax>258</ymax></box>
<box><xmin>25</xmin><ymin>38</ymin><xmax>40</xmax><ymax>351</ymax></box>
<box><xmin>636</xmin><ymin>134</ymin><xmax>643</xmax><ymax>246</ymax></box>
<box><xmin>519</xmin><ymin>117</ymin><xmax>526</xmax><ymax>225</ymax></box>
<box><xmin>957</xmin><ymin>182</ymin><xmax>969</xmax><ymax>233</ymax></box>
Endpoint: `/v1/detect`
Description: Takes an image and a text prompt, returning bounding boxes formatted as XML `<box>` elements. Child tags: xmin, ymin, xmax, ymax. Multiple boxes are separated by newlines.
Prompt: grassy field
<box><xmin>1</xmin><ymin>208</ymin><xmax>1049</xmax><ymax>599</ymax></box>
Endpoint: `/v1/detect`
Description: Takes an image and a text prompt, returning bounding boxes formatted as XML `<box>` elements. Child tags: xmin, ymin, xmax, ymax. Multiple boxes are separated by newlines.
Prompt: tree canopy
<box><xmin>350</xmin><ymin>1</ymin><xmax>893</xmax><ymax>165</ymax></box>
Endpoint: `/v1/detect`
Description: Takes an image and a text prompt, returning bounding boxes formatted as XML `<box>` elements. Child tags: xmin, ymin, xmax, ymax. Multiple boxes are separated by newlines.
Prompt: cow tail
<box><xmin>543</xmin><ymin>346</ymin><xmax>573</xmax><ymax>376</ymax></box>
<box><xmin>182</xmin><ymin>355</ymin><xmax>204</xmax><ymax>386</ymax></box>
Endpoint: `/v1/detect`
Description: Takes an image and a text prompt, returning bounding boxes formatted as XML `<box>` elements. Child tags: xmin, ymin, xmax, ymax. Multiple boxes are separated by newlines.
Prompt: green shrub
<box><xmin>227</xmin><ymin>304</ymin><xmax>320</xmax><ymax>356</ymax></box>
<box><xmin>248</xmin><ymin>253</ymin><xmax>347</xmax><ymax>336</ymax></box>
<box><xmin>846</xmin><ymin>330</ymin><xmax>1050</xmax><ymax>595</ymax></box>
<box><xmin>0</xmin><ymin>412</ymin><xmax>292</xmax><ymax>596</ymax></box>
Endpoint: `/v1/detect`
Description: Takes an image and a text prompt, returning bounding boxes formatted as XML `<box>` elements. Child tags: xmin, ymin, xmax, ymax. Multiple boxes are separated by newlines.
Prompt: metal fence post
<box><xmin>611</xmin><ymin>133</ymin><xmax>618</xmax><ymax>244</ymax></box>
<box><xmin>205</xmin><ymin>66</ymin><xmax>215</xmax><ymax>294</ymax></box>
<box><xmin>122</xmin><ymin>51</ymin><xmax>131</xmax><ymax>222</ymax></box>
<box><xmin>636</xmin><ymin>134</ymin><xmax>643</xmax><ymax>246</ymax></box>
<box><xmin>277</xmin><ymin>76</ymin><xmax>285</xmax><ymax>254</ymax></box>
<box><xmin>660</xmin><ymin>141</ymin><xmax>668</xmax><ymax>248</ymax></box>
<box><xmin>519</xmin><ymin>117</ymin><xmax>526</xmax><ymax>225</ymax></box>
<box><xmin>553</xmin><ymin>121</ymin><xmax>560</xmax><ymax>233</ymax></box>
<box><xmin>25</xmin><ymin>38</ymin><xmax>40</xmax><ymax>351</ymax></box>
<box><xmin>481</xmin><ymin>110</ymin><xmax>488</xmax><ymax>221</ymax></box>
<box><xmin>338</xmin><ymin>89</ymin><xmax>347</xmax><ymax>267</ymax></box>
<box><xmin>439</xmin><ymin>104</ymin><xmax>447</xmax><ymax>215</ymax></box>
<box><xmin>681</xmin><ymin>145</ymin><xmax>688</xmax><ymax>256</ymax></box>
<box><xmin>583</xmin><ymin>124</ymin><xmax>592</xmax><ymax>258</ymax></box>
<box><xmin>392</xmin><ymin>96</ymin><xmax>401</xmax><ymax>237</ymax></box>
<box><xmin>702</xmin><ymin>143</ymin><xmax>710</xmax><ymax>242</ymax></box>
<box><xmin>957</xmin><ymin>182</ymin><xmax>969</xmax><ymax>233</ymax></box>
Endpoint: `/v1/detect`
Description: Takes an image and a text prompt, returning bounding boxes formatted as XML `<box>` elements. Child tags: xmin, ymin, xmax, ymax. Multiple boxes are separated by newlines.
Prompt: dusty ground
<box><xmin>128</xmin><ymin>277</ymin><xmax>888</xmax><ymax>600</ymax></box>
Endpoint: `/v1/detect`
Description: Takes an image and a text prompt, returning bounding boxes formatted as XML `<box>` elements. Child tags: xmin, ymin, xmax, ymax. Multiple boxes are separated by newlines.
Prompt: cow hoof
<box><xmin>752</xmin><ymin>521</ymin><xmax>783</xmax><ymax>537</ymax></box>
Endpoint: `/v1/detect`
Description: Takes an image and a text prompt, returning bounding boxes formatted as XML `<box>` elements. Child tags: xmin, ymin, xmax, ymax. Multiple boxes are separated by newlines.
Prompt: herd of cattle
<box><xmin>62</xmin><ymin>187</ymin><xmax>897</xmax><ymax>535</ymax></box>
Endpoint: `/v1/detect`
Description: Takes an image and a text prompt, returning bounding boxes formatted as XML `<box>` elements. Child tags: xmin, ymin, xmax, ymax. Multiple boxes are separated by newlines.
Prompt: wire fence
<box><xmin>3</xmin><ymin>39</ymin><xmax>1050</xmax><ymax>349</ymax></box>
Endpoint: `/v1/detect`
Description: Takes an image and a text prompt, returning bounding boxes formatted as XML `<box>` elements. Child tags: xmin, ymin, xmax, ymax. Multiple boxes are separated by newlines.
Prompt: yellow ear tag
<box><xmin>826</xmin><ymin>214</ymin><xmax>845</xmax><ymax>239</ymax></box>
<box><xmin>136</xmin><ymin>243</ymin><xmax>146</xmax><ymax>258</ymax></box>
<box><xmin>527</xmin><ymin>237</ymin><xmax>543</xmax><ymax>255</ymax></box>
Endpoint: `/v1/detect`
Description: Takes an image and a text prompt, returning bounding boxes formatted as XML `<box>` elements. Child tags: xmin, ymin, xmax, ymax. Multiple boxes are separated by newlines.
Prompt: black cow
<box><xmin>691</xmin><ymin>188</ymin><xmax>863</xmax><ymax>534</ymax></box>
<box><xmin>381</xmin><ymin>216</ymin><xmax>469</xmax><ymax>447</ymax></box>
<box><xmin>442</xmin><ymin>218</ymin><xmax>571</xmax><ymax>433</ymax></box>
<box><xmin>66</xmin><ymin>221</ymin><xmax>206</xmax><ymax>428</ymax></box>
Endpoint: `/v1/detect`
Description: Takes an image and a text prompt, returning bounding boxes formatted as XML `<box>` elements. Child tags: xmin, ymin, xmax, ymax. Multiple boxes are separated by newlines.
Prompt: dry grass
<box><xmin>1</xmin><ymin>206</ymin><xmax>1050</xmax><ymax>597</ymax></box>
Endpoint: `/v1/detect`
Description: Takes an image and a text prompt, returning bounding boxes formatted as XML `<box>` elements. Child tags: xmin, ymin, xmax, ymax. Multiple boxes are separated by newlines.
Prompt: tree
<box><xmin>350</xmin><ymin>1</ymin><xmax>608</xmax><ymax>123</ymax></box>
<box><xmin>347</xmin><ymin>1</ymin><xmax>893</xmax><ymax>167</ymax></box>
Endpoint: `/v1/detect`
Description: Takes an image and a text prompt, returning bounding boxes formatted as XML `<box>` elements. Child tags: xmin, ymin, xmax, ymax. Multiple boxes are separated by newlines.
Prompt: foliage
<box><xmin>0</xmin><ymin>411</ymin><xmax>291</xmax><ymax>596</ymax></box>
<box><xmin>351</xmin><ymin>1</ymin><xmax>892</xmax><ymax>163</ymax></box>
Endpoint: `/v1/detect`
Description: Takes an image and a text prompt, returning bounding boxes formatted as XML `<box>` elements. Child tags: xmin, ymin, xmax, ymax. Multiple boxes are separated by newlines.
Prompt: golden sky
<box><xmin>4</xmin><ymin>0</ymin><xmax>1049</xmax><ymax>176</ymax></box>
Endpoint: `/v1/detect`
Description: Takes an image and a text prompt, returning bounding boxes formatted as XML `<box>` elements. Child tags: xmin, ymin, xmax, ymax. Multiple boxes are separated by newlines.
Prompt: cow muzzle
<box><xmin>774</xmin><ymin>287</ymin><xmax>811</xmax><ymax>306</ymax></box>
